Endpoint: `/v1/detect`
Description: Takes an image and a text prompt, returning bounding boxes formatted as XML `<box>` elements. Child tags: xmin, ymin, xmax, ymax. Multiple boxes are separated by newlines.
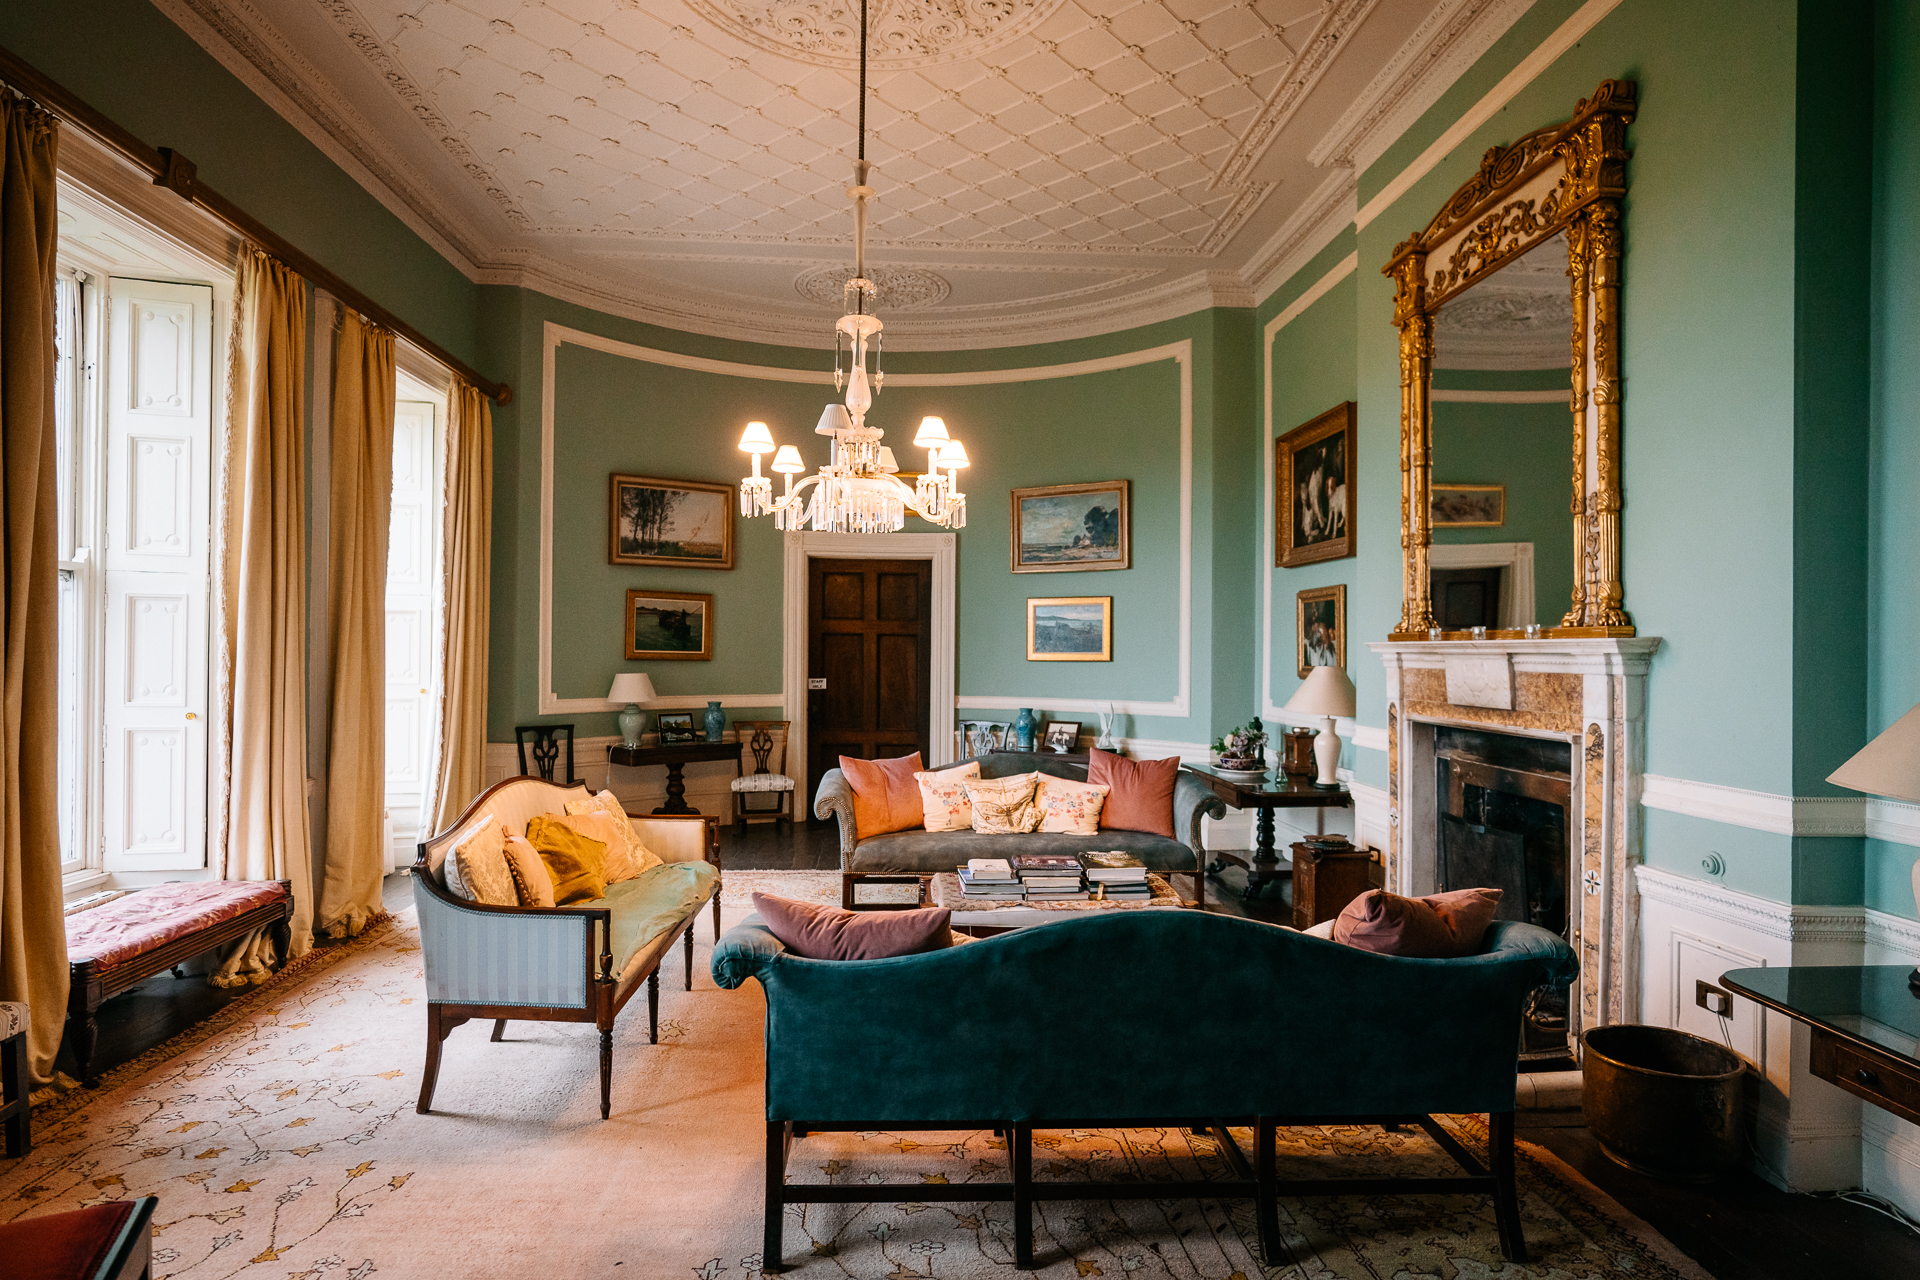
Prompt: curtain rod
<box><xmin>0</xmin><ymin>42</ymin><xmax>511</xmax><ymax>405</ymax></box>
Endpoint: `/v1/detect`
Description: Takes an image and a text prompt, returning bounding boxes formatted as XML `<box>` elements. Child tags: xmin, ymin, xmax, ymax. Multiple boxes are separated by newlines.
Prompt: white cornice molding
<box><xmin>1246</xmin><ymin>170</ymin><xmax>1358</xmax><ymax>306</ymax></box>
<box><xmin>1308</xmin><ymin>0</ymin><xmax>1537</xmax><ymax>175</ymax></box>
<box><xmin>1214</xmin><ymin>0</ymin><xmax>1382</xmax><ymax>189</ymax></box>
<box><xmin>1640</xmin><ymin>775</ymin><xmax>1869</xmax><ymax>838</ymax></box>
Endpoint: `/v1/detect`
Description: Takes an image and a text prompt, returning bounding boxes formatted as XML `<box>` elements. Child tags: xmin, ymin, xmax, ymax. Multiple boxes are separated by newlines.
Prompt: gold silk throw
<box><xmin>424</xmin><ymin>382</ymin><xmax>492</xmax><ymax>835</ymax></box>
<box><xmin>0</xmin><ymin>96</ymin><xmax>69</xmax><ymax>1086</ymax></box>
<box><xmin>317</xmin><ymin>311</ymin><xmax>396</xmax><ymax>939</ymax></box>
<box><xmin>216</xmin><ymin>250</ymin><xmax>315</xmax><ymax>975</ymax></box>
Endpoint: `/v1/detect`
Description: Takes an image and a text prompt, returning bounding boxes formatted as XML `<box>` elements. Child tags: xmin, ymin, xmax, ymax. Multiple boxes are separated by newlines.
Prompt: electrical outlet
<box><xmin>1695</xmin><ymin>979</ymin><xmax>1733</xmax><ymax>1017</ymax></box>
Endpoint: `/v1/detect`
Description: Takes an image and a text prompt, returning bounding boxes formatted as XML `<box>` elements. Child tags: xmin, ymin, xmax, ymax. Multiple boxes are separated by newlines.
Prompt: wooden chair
<box><xmin>731</xmin><ymin>720</ymin><xmax>795</xmax><ymax>836</ymax></box>
<box><xmin>514</xmin><ymin>724</ymin><xmax>578</xmax><ymax>785</ymax></box>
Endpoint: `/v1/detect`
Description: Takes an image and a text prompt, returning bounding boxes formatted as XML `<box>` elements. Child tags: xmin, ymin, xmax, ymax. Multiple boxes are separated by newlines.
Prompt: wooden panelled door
<box><xmin>807</xmin><ymin>558</ymin><xmax>932</xmax><ymax>803</ymax></box>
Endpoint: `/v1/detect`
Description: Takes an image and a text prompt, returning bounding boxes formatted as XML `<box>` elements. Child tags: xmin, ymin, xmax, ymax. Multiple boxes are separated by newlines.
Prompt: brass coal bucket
<box><xmin>1581</xmin><ymin>1025</ymin><xmax>1748</xmax><ymax>1182</ymax></box>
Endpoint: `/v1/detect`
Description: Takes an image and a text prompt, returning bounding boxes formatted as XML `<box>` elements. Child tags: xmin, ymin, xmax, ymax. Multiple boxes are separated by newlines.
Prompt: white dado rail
<box><xmin>1368</xmin><ymin>638</ymin><xmax>1663</xmax><ymax>1044</ymax></box>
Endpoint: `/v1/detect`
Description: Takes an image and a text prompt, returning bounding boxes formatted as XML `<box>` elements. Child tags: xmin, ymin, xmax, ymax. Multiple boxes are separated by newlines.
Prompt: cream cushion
<box><xmin>965</xmin><ymin>772</ymin><xmax>1044</xmax><ymax>835</ymax></box>
<box><xmin>502</xmin><ymin>834</ymin><xmax>556</xmax><ymax>908</ymax></box>
<box><xmin>1035</xmin><ymin>775</ymin><xmax>1110</xmax><ymax>834</ymax></box>
<box><xmin>445</xmin><ymin>815</ymin><xmax>516</xmax><ymax>906</ymax></box>
<box><xmin>1304</xmin><ymin>918</ymin><xmax>1338</xmax><ymax>940</ymax></box>
<box><xmin>915</xmin><ymin>761</ymin><xmax>981</xmax><ymax>832</ymax></box>
<box><xmin>563</xmin><ymin>790</ymin><xmax>663</xmax><ymax>881</ymax></box>
<box><xmin>732</xmin><ymin>773</ymin><xmax>796</xmax><ymax>793</ymax></box>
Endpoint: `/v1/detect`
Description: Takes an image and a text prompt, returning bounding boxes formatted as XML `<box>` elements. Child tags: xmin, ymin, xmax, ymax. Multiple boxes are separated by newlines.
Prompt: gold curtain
<box><xmin>216</xmin><ymin>249</ymin><xmax>314</xmax><ymax>979</ymax></box>
<box><xmin>425</xmin><ymin>382</ymin><xmax>492</xmax><ymax>835</ymax></box>
<box><xmin>317</xmin><ymin>311</ymin><xmax>395</xmax><ymax>938</ymax></box>
<box><xmin>0</xmin><ymin>96</ymin><xmax>69</xmax><ymax>1086</ymax></box>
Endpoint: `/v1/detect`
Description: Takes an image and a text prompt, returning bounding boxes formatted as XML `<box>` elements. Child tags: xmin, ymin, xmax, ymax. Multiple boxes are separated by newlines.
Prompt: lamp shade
<box><xmin>771</xmin><ymin>445</ymin><xmax>806</xmax><ymax>474</ymax></box>
<box><xmin>914</xmin><ymin>415</ymin><xmax>950</xmax><ymax>447</ymax></box>
<box><xmin>936</xmin><ymin>440</ymin><xmax>970</xmax><ymax>469</ymax></box>
<box><xmin>877</xmin><ymin>446</ymin><xmax>900</xmax><ymax>473</ymax></box>
<box><xmin>816</xmin><ymin>404</ymin><xmax>854</xmax><ymax>435</ymax></box>
<box><xmin>1286</xmin><ymin>665</ymin><xmax>1356</xmax><ymax>718</ymax></box>
<box><xmin>1829</xmin><ymin>701</ymin><xmax>1920</xmax><ymax>803</ymax></box>
<box><xmin>738</xmin><ymin>421</ymin><xmax>775</xmax><ymax>453</ymax></box>
<box><xmin>607</xmin><ymin>672</ymin><xmax>657</xmax><ymax>706</ymax></box>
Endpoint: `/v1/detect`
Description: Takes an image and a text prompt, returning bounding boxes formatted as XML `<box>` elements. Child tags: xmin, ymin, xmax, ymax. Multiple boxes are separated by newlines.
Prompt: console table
<box><xmin>1181</xmin><ymin>765</ymin><xmax>1353</xmax><ymax>900</ymax></box>
<box><xmin>608</xmin><ymin>740</ymin><xmax>741</xmax><ymax>815</ymax></box>
<box><xmin>1720</xmin><ymin>965</ymin><xmax>1920</xmax><ymax>1127</ymax></box>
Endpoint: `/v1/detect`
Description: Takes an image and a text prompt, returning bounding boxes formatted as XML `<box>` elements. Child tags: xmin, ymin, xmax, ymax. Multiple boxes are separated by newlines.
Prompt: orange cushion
<box><xmin>839</xmin><ymin>752</ymin><xmax>926</xmax><ymax>837</ymax></box>
<box><xmin>1087</xmin><ymin>748</ymin><xmax>1178</xmax><ymax>839</ymax></box>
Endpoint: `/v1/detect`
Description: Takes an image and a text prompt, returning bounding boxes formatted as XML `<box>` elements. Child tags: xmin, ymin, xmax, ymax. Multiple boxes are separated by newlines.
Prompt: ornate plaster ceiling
<box><xmin>1432</xmin><ymin>230</ymin><xmax>1571</xmax><ymax>370</ymax></box>
<box><xmin>154</xmin><ymin>0</ymin><xmax>1538</xmax><ymax>348</ymax></box>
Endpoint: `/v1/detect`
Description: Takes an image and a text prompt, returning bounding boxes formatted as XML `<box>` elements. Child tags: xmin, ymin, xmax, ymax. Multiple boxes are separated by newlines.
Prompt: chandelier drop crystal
<box><xmin>737</xmin><ymin>0</ymin><xmax>967</xmax><ymax>534</ymax></box>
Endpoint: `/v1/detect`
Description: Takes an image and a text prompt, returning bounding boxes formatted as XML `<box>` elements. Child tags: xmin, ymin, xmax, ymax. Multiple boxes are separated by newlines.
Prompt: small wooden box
<box><xmin>1290</xmin><ymin>839</ymin><xmax>1375</xmax><ymax>930</ymax></box>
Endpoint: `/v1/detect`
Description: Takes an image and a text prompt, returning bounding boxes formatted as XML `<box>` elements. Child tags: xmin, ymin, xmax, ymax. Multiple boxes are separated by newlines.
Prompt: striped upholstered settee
<box><xmin>411</xmin><ymin>776</ymin><xmax>720</xmax><ymax>1119</ymax></box>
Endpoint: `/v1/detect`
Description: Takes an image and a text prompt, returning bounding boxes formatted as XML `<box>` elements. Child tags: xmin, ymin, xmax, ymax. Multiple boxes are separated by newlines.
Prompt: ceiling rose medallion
<box><xmin>688</xmin><ymin>0</ymin><xmax>1067</xmax><ymax>69</ymax></box>
<box><xmin>796</xmin><ymin>265</ymin><xmax>951</xmax><ymax>311</ymax></box>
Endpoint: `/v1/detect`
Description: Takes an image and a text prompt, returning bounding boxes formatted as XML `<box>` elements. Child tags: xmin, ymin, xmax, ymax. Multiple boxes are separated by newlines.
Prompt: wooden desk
<box><xmin>1181</xmin><ymin>765</ymin><xmax>1353</xmax><ymax>900</ymax></box>
<box><xmin>1721</xmin><ymin>965</ymin><xmax>1920</xmax><ymax>1127</ymax></box>
<box><xmin>608</xmin><ymin>740</ymin><xmax>741</xmax><ymax>814</ymax></box>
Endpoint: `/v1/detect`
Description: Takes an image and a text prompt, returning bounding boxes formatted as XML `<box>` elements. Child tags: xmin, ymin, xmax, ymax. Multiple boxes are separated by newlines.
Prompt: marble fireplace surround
<box><xmin>1368</xmin><ymin>638</ymin><xmax>1663</xmax><ymax>1048</ymax></box>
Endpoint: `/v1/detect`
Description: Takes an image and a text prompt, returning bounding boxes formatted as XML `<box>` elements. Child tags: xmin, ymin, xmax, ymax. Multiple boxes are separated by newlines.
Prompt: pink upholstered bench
<box><xmin>64</xmin><ymin>881</ymin><xmax>292</xmax><ymax>1086</ymax></box>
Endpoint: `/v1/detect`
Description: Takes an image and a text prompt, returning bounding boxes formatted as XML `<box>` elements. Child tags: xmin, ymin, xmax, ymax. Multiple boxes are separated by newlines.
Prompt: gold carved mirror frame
<box><xmin>1385</xmin><ymin>80</ymin><xmax>1637</xmax><ymax>640</ymax></box>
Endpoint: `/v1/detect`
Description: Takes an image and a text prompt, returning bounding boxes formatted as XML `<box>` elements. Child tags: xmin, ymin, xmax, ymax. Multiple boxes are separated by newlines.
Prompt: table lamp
<box><xmin>1827</xmin><ymin>701</ymin><xmax>1920</xmax><ymax>989</ymax></box>
<box><xmin>1286</xmin><ymin>665</ymin><xmax>1357</xmax><ymax>789</ymax></box>
<box><xmin>607</xmin><ymin>672</ymin><xmax>658</xmax><ymax>749</ymax></box>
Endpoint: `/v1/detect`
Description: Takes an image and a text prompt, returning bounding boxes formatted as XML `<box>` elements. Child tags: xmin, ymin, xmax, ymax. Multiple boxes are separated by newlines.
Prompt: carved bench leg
<box><xmin>599</xmin><ymin>1027</ymin><xmax>613</xmax><ymax>1121</ymax></box>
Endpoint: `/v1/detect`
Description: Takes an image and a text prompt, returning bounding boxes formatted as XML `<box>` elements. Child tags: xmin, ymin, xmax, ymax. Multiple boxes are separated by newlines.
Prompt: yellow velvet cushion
<box><xmin>525</xmin><ymin>814</ymin><xmax>609</xmax><ymax>905</ymax></box>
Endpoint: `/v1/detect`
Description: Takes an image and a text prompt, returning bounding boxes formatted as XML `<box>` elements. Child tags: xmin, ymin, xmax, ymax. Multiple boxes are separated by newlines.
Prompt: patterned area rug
<box><xmin>3</xmin><ymin>897</ymin><xmax>1713</xmax><ymax>1280</ymax></box>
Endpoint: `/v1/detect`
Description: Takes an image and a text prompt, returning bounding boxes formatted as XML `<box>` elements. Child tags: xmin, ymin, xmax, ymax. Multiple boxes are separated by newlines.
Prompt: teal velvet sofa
<box><xmin>713</xmin><ymin>907</ymin><xmax>1577</xmax><ymax>1271</ymax></box>
<box><xmin>412</xmin><ymin>776</ymin><xmax>721</xmax><ymax>1119</ymax></box>
<box><xmin>814</xmin><ymin>751</ymin><xmax>1228</xmax><ymax>908</ymax></box>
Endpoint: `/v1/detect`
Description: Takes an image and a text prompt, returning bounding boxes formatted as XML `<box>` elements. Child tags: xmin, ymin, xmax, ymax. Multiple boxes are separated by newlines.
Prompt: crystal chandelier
<box><xmin>736</xmin><ymin>0</ymin><xmax>968</xmax><ymax>534</ymax></box>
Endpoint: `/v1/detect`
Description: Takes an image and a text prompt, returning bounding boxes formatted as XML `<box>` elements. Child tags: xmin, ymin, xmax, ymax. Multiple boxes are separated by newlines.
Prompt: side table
<box><xmin>1290</xmin><ymin>839</ymin><xmax>1376</xmax><ymax>929</ymax></box>
<box><xmin>1181</xmin><ymin>765</ymin><xmax>1354</xmax><ymax>900</ymax></box>
<box><xmin>608</xmin><ymin>740</ymin><xmax>741</xmax><ymax>814</ymax></box>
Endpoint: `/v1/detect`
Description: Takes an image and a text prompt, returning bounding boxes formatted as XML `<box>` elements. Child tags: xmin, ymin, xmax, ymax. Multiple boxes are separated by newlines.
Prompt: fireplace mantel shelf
<box><xmin>1367</xmin><ymin>637</ymin><xmax>1663</xmax><ymax>672</ymax></box>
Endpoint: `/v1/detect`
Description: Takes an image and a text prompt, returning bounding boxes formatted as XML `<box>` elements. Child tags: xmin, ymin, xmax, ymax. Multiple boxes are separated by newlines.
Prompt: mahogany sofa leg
<box><xmin>417</xmin><ymin>1007</ymin><xmax>445</xmax><ymax>1114</ymax></box>
<box><xmin>841</xmin><ymin>874</ymin><xmax>857</xmax><ymax>910</ymax></box>
<box><xmin>648</xmin><ymin>970</ymin><xmax>660</xmax><ymax>1044</ymax></box>
<box><xmin>713</xmin><ymin>893</ymin><xmax>722</xmax><ymax>943</ymax></box>
<box><xmin>1489</xmin><ymin>1110</ymin><xmax>1527</xmax><ymax>1262</ymax></box>
<box><xmin>599</xmin><ymin>1027</ymin><xmax>614</xmax><ymax>1121</ymax></box>
<box><xmin>764</xmin><ymin>1120</ymin><xmax>791</xmax><ymax>1272</ymax></box>
<box><xmin>1255</xmin><ymin>1116</ymin><xmax>1281</xmax><ymax>1263</ymax></box>
<box><xmin>490</xmin><ymin>1019</ymin><xmax>507</xmax><ymax>1042</ymax></box>
<box><xmin>1011</xmin><ymin>1123</ymin><xmax>1034</xmax><ymax>1268</ymax></box>
<box><xmin>685</xmin><ymin>926</ymin><xmax>694</xmax><ymax>991</ymax></box>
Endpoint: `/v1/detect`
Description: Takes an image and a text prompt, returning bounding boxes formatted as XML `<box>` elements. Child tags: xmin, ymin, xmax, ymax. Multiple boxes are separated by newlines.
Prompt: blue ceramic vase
<box><xmin>1013</xmin><ymin>707</ymin><xmax>1038</xmax><ymax>752</ymax></box>
<box><xmin>704</xmin><ymin>700</ymin><xmax>726</xmax><ymax>742</ymax></box>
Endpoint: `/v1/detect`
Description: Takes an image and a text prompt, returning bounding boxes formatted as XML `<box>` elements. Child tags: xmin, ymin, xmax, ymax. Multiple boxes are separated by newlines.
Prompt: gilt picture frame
<box><xmin>1275</xmin><ymin>402</ymin><xmax>1356</xmax><ymax>568</ymax></box>
<box><xmin>1027</xmin><ymin>597</ymin><xmax>1112</xmax><ymax>662</ymax></box>
<box><xmin>609</xmin><ymin>474</ymin><xmax>734</xmax><ymax>569</ymax></box>
<box><xmin>1296</xmin><ymin>584</ymin><xmax>1347</xmax><ymax>679</ymax></box>
<box><xmin>1011</xmin><ymin>480</ymin><xmax>1131</xmax><ymax>573</ymax></box>
<box><xmin>1431</xmin><ymin>483</ymin><xmax>1506</xmax><ymax>528</ymax></box>
<box><xmin>624</xmin><ymin>589</ymin><xmax>713</xmax><ymax>661</ymax></box>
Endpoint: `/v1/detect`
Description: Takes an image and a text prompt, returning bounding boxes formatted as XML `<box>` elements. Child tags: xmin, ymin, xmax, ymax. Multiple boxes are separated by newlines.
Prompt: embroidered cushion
<box><xmin>526</xmin><ymin>815</ymin><xmax>610</xmax><ymax>906</ymax></box>
<box><xmin>1036</xmin><ymin>775</ymin><xmax>1110</xmax><ymax>834</ymax></box>
<box><xmin>1088</xmin><ymin>748</ymin><xmax>1179</xmax><ymax>839</ymax></box>
<box><xmin>446</xmin><ymin>816</ymin><xmax>516</xmax><ymax>907</ymax></box>
<box><xmin>563</xmin><ymin>790</ymin><xmax>662</xmax><ymax>880</ymax></box>
<box><xmin>751</xmin><ymin>892</ymin><xmax>952</xmax><ymax>960</ymax></box>
<box><xmin>965</xmin><ymin>772</ymin><xmax>1044</xmax><ymax>835</ymax></box>
<box><xmin>916</xmin><ymin>760</ymin><xmax>981</xmax><ymax>832</ymax></box>
<box><xmin>1333</xmin><ymin>888</ymin><xmax>1504</xmax><ymax>958</ymax></box>
<box><xmin>840</xmin><ymin>753</ymin><xmax>926</xmax><ymax>836</ymax></box>
<box><xmin>502</xmin><ymin>834</ymin><xmax>556</xmax><ymax>908</ymax></box>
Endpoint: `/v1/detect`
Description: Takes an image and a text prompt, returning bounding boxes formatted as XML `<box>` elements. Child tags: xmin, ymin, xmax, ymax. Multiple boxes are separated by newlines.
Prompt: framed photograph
<box><xmin>1027</xmin><ymin>596</ymin><xmax>1112</xmax><ymax>662</ymax></box>
<box><xmin>655</xmin><ymin>712</ymin><xmax>697</xmax><ymax>744</ymax></box>
<box><xmin>1431</xmin><ymin>483</ymin><xmax>1506</xmax><ymax>527</ymax></box>
<box><xmin>1275</xmin><ymin>402</ymin><xmax>1356</xmax><ymax>568</ymax></box>
<box><xmin>1011</xmin><ymin>481</ymin><xmax>1130</xmax><ymax>573</ymax></box>
<box><xmin>609</xmin><ymin>474</ymin><xmax>734</xmax><ymax>569</ymax></box>
<box><xmin>624</xmin><ymin>589</ymin><xmax>713</xmax><ymax>661</ymax></box>
<box><xmin>1042</xmin><ymin>721</ymin><xmax>1082</xmax><ymax>753</ymax></box>
<box><xmin>1296</xmin><ymin>584</ymin><xmax>1347</xmax><ymax>678</ymax></box>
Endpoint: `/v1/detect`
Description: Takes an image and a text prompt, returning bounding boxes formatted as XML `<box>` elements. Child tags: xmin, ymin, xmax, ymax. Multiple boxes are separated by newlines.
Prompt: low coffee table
<box><xmin>930</xmin><ymin>872</ymin><xmax>1185</xmax><ymax>935</ymax></box>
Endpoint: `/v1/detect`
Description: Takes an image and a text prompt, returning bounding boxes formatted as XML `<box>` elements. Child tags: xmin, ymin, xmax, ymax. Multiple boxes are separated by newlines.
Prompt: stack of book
<box><xmin>1083</xmin><ymin>851</ymin><xmax>1151</xmax><ymax>900</ymax></box>
<box><xmin>956</xmin><ymin>858</ymin><xmax>1024</xmax><ymax>900</ymax></box>
<box><xmin>1012</xmin><ymin>853</ymin><xmax>1088</xmax><ymax>900</ymax></box>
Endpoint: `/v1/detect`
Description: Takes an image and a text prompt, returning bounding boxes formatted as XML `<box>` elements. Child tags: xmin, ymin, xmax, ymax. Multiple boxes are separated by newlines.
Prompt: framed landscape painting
<box><xmin>1011</xmin><ymin>481</ymin><xmax>1130</xmax><ymax>573</ymax></box>
<box><xmin>1027</xmin><ymin>596</ymin><xmax>1112</xmax><ymax>662</ymax></box>
<box><xmin>1275</xmin><ymin>402</ymin><xmax>1356</xmax><ymax>568</ymax></box>
<box><xmin>1296</xmin><ymin>584</ymin><xmax>1347</xmax><ymax>678</ymax></box>
<box><xmin>1431</xmin><ymin>483</ymin><xmax>1506</xmax><ymax>528</ymax></box>
<box><xmin>625</xmin><ymin>589</ymin><xmax>713</xmax><ymax>661</ymax></box>
<box><xmin>610</xmin><ymin>474</ymin><xmax>734</xmax><ymax>569</ymax></box>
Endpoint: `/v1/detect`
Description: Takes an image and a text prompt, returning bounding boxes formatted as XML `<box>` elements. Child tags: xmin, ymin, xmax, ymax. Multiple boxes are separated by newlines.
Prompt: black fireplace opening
<box><xmin>1434</xmin><ymin>725</ymin><xmax>1574</xmax><ymax>1061</ymax></box>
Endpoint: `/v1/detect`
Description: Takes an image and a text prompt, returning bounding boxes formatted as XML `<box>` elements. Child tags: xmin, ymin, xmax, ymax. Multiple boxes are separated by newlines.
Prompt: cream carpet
<box><xmin>4</xmin><ymin>872</ymin><xmax>1712</xmax><ymax>1279</ymax></box>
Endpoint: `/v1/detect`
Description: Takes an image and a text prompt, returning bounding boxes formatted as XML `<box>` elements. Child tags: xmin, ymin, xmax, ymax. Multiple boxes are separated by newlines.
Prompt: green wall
<box><xmin>1430</xmin><ymin>395</ymin><xmax>1577</xmax><ymax>626</ymax></box>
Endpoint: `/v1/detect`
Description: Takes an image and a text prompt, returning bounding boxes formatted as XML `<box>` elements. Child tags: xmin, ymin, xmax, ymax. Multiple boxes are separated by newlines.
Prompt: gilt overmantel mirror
<box><xmin>1385</xmin><ymin>79</ymin><xmax>1637</xmax><ymax>641</ymax></box>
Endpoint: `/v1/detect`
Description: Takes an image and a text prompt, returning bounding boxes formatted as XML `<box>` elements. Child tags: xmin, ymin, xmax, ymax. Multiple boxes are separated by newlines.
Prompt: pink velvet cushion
<box><xmin>65</xmin><ymin>881</ymin><xmax>289</xmax><ymax>971</ymax></box>
<box><xmin>751</xmin><ymin>892</ymin><xmax>953</xmax><ymax>961</ymax></box>
<box><xmin>1332</xmin><ymin>887</ymin><xmax>1504</xmax><ymax>958</ymax></box>
<box><xmin>0</xmin><ymin>1200</ymin><xmax>139</xmax><ymax>1280</ymax></box>
<box><xmin>1087</xmin><ymin>748</ymin><xmax>1179</xmax><ymax>839</ymax></box>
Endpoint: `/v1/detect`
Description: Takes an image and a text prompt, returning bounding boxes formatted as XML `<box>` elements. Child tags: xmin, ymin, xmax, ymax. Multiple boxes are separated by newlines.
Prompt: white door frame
<box><xmin>783</xmin><ymin>531</ymin><xmax>957</xmax><ymax>787</ymax></box>
<box><xmin>1429</xmin><ymin>541</ymin><xmax>1536</xmax><ymax>629</ymax></box>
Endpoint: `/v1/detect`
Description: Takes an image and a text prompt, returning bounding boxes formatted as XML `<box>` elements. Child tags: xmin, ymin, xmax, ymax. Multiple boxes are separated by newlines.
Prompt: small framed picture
<box><xmin>1027</xmin><ymin>597</ymin><xmax>1112</xmax><ymax>662</ymax></box>
<box><xmin>1042</xmin><ymin>721</ymin><xmax>1082</xmax><ymax>753</ymax></box>
<box><xmin>655</xmin><ymin>712</ymin><xmax>697</xmax><ymax>744</ymax></box>
<box><xmin>625</xmin><ymin>589</ymin><xmax>713</xmax><ymax>661</ymax></box>
<box><xmin>610</xmin><ymin>474</ymin><xmax>734</xmax><ymax>569</ymax></box>
<box><xmin>1431</xmin><ymin>483</ymin><xmax>1506</xmax><ymax>527</ymax></box>
<box><xmin>1276</xmin><ymin>402</ymin><xmax>1356</xmax><ymax>568</ymax></box>
<box><xmin>1011</xmin><ymin>481</ymin><xmax>1131</xmax><ymax>572</ymax></box>
<box><xmin>1296</xmin><ymin>584</ymin><xmax>1347</xmax><ymax>678</ymax></box>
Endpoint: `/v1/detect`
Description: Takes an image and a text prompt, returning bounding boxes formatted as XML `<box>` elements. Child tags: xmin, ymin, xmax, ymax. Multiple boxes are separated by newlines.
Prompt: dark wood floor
<box><xmin>38</xmin><ymin>835</ymin><xmax>1920</xmax><ymax>1276</ymax></box>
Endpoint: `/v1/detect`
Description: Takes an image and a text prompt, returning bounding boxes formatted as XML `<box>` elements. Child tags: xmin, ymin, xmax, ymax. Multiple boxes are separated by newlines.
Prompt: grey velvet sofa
<box><xmin>814</xmin><ymin>751</ymin><xmax>1227</xmax><ymax>909</ymax></box>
